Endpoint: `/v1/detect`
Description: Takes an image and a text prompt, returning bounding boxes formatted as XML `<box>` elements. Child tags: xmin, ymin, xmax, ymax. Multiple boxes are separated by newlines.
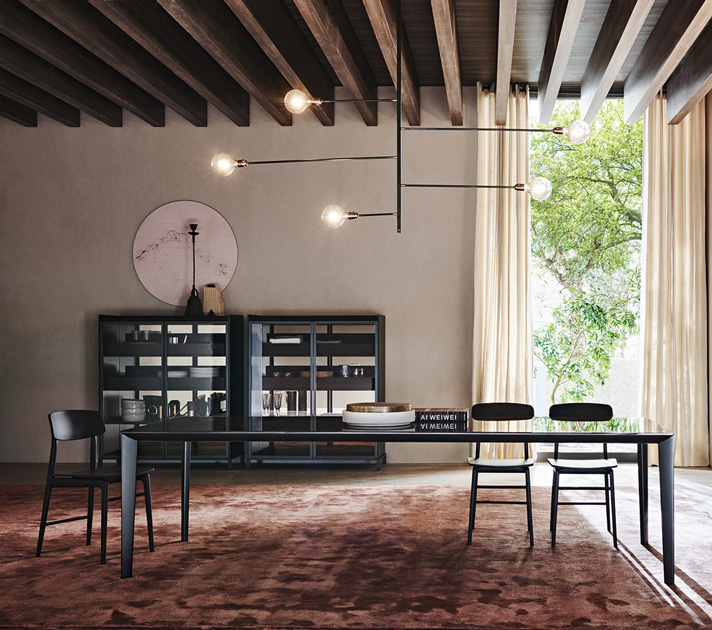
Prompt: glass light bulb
<box><xmin>211</xmin><ymin>153</ymin><xmax>238</xmax><ymax>177</ymax></box>
<box><xmin>321</xmin><ymin>204</ymin><xmax>348</xmax><ymax>228</ymax></box>
<box><xmin>284</xmin><ymin>89</ymin><xmax>310</xmax><ymax>114</ymax></box>
<box><xmin>563</xmin><ymin>120</ymin><xmax>591</xmax><ymax>144</ymax></box>
<box><xmin>525</xmin><ymin>177</ymin><xmax>553</xmax><ymax>201</ymax></box>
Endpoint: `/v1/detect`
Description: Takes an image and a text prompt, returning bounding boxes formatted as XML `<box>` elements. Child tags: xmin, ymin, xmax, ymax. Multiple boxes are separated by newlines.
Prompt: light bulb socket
<box><xmin>347</xmin><ymin>212</ymin><xmax>359</xmax><ymax>220</ymax></box>
<box><xmin>552</xmin><ymin>127</ymin><xmax>564</xmax><ymax>135</ymax></box>
<box><xmin>513</xmin><ymin>183</ymin><xmax>526</xmax><ymax>192</ymax></box>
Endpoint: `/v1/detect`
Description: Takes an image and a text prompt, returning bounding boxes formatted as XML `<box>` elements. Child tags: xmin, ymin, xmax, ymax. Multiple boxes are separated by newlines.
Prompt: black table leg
<box><xmin>181</xmin><ymin>440</ymin><xmax>191</xmax><ymax>542</ymax></box>
<box><xmin>120</xmin><ymin>434</ymin><xmax>138</xmax><ymax>578</ymax></box>
<box><xmin>637</xmin><ymin>443</ymin><xmax>649</xmax><ymax>545</ymax></box>
<box><xmin>658</xmin><ymin>435</ymin><xmax>675</xmax><ymax>585</ymax></box>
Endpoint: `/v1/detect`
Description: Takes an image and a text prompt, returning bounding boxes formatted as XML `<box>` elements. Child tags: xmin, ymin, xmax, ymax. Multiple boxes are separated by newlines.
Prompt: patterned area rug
<box><xmin>1</xmin><ymin>483</ymin><xmax>711</xmax><ymax>629</ymax></box>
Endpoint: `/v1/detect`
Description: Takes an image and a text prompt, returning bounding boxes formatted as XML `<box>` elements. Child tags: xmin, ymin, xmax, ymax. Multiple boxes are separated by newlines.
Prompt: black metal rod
<box><xmin>401</xmin><ymin>183</ymin><xmax>518</xmax><ymax>189</ymax></box>
<box><xmin>359</xmin><ymin>212</ymin><xmax>398</xmax><ymax>217</ymax></box>
<box><xmin>402</xmin><ymin>127</ymin><xmax>555</xmax><ymax>132</ymax></box>
<box><xmin>396</xmin><ymin>0</ymin><xmax>402</xmax><ymax>233</ymax></box>
<box><xmin>321</xmin><ymin>98</ymin><xmax>397</xmax><ymax>103</ymax></box>
<box><xmin>248</xmin><ymin>155</ymin><xmax>396</xmax><ymax>165</ymax></box>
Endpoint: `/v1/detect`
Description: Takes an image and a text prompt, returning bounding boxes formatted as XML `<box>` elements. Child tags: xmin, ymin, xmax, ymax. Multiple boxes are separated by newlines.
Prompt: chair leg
<box><xmin>141</xmin><ymin>476</ymin><xmax>155</xmax><ymax>552</ymax></box>
<box><xmin>36</xmin><ymin>484</ymin><xmax>53</xmax><ymax>557</ymax></box>
<box><xmin>604</xmin><ymin>472</ymin><xmax>612</xmax><ymax>533</ymax></box>
<box><xmin>608</xmin><ymin>471</ymin><xmax>618</xmax><ymax>549</ymax></box>
<box><xmin>86</xmin><ymin>487</ymin><xmax>94</xmax><ymax>546</ymax></box>
<box><xmin>467</xmin><ymin>468</ymin><xmax>478</xmax><ymax>545</ymax></box>
<box><xmin>551</xmin><ymin>471</ymin><xmax>560</xmax><ymax>547</ymax></box>
<box><xmin>100</xmin><ymin>483</ymin><xmax>109</xmax><ymax>564</ymax></box>
<box><xmin>525</xmin><ymin>469</ymin><xmax>534</xmax><ymax>546</ymax></box>
<box><xmin>549</xmin><ymin>469</ymin><xmax>556</xmax><ymax>532</ymax></box>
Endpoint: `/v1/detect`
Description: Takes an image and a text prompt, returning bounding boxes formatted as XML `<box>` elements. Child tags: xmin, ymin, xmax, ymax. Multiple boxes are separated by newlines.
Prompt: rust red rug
<box><xmin>1</xmin><ymin>483</ymin><xmax>711</xmax><ymax>629</ymax></box>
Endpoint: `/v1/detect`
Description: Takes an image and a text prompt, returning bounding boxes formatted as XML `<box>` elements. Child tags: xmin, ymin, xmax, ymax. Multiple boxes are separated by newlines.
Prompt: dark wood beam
<box><xmin>87</xmin><ymin>0</ymin><xmax>249</xmax><ymax>126</ymax></box>
<box><xmin>667</xmin><ymin>19</ymin><xmax>712</xmax><ymax>124</ymax></box>
<box><xmin>19</xmin><ymin>0</ymin><xmax>207</xmax><ymax>126</ymax></box>
<box><xmin>537</xmin><ymin>0</ymin><xmax>586</xmax><ymax>124</ymax></box>
<box><xmin>624</xmin><ymin>0</ymin><xmax>712</xmax><ymax>123</ymax></box>
<box><xmin>0</xmin><ymin>68</ymin><xmax>79</xmax><ymax>126</ymax></box>
<box><xmin>0</xmin><ymin>93</ymin><xmax>37</xmax><ymax>126</ymax></box>
<box><xmin>0</xmin><ymin>1</ymin><xmax>164</xmax><ymax>126</ymax></box>
<box><xmin>226</xmin><ymin>0</ymin><xmax>334</xmax><ymax>126</ymax></box>
<box><xmin>293</xmin><ymin>0</ymin><xmax>378</xmax><ymax>126</ymax></box>
<box><xmin>581</xmin><ymin>0</ymin><xmax>654</xmax><ymax>123</ymax></box>
<box><xmin>156</xmin><ymin>0</ymin><xmax>292</xmax><ymax>126</ymax></box>
<box><xmin>0</xmin><ymin>35</ymin><xmax>121</xmax><ymax>126</ymax></box>
<box><xmin>430</xmin><ymin>0</ymin><xmax>463</xmax><ymax>126</ymax></box>
<box><xmin>363</xmin><ymin>0</ymin><xmax>420</xmax><ymax>126</ymax></box>
<box><xmin>495</xmin><ymin>0</ymin><xmax>517</xmax><ymax>125</ymax></box>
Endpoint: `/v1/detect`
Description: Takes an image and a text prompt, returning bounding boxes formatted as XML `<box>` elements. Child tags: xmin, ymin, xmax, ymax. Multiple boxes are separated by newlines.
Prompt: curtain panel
<box><xmin>642</xmin><ymin>95</ymin><xmax>709</xmax><ymax>467</ymax></box>
<box><xmin>471</xmin><ymin>84</ymin><xmax>534</xmax><ymax>457</ymax></box>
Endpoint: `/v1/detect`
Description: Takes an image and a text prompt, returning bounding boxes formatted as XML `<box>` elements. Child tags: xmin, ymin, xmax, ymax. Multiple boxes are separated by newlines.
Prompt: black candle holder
<box><xmin>184</xmin><ymin>223</ymin><xmax>204</xmax><ymax>318</ymax></box>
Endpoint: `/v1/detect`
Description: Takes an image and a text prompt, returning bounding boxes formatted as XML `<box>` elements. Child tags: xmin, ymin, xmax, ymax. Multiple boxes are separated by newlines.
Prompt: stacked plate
<box><xmin>189</xmin><ymin>366</ymin><xmax>220</xmax><ymax>378</ymax></box>
<box><xmin>342</xmin><ymin>402</ymin><xmax>415</xmax><ymax>430</ymax></box>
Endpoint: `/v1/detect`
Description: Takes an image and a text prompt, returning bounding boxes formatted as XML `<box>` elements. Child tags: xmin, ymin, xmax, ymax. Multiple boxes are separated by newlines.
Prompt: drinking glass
<box><xmin>273</xmin><ymin>392</ymin><xmax>282</xmax><ymax>415</ymax></box>
<box><xmin>262</xmin><ymin>392</ymin><xmax>272</xmax><ymax>416</ymax></box>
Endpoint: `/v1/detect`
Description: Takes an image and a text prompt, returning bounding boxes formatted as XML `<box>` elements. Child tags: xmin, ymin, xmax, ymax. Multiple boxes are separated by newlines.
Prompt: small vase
<box><xmin>202</xmin><ymin>283</ymin><xmax>225</xmax><ymax>316</ymax></box>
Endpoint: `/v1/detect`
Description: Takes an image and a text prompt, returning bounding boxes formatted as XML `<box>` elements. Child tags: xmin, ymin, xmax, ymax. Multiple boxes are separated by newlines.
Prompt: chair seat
<box><xmin>59</xmin><ymin>464</ymin><xmax>154</xmax><ymax>482</ymax></box>
<box><xmin>547</xmin><ymin>458</ymin><xmax>617</xmax><ymax>473</ymax></box>
<box><xmin>468</xmin><ymin>457</ymin><xmax>535</xmax><ymax>470</ymax></box>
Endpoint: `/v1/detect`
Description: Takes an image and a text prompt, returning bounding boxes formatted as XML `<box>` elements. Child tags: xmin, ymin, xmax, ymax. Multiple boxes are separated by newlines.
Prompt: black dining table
<box><xmin>120</xmin><ymin>416</ymin><xmax>675</xmax><ymax>583</ymax></box>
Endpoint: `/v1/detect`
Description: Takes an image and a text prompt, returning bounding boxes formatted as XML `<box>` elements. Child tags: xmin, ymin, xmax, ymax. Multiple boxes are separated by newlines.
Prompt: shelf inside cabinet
<box><xmin>260</xmin><ymin>376</ymin><xmax>374</xmax><ymax>391</ymax></box>
<box><xmin>261</xmin><ymin>342</ymin><xmax>375</xmax><ymax>357</ymax></box>
<box><xmin>165</xmin><ymin>377</ymin><xmax>226</xmax><ymax>390</ymax></box>
<box><xmin>105</xmin><ymin>342</ymin><xmax>163</xmax><ymax>357</ymax></box>
<box><xmin>168</xmin><ymin>343</ymin><xmax>226</xmax><ymax>356</ymax></box>
<box><xmin>105</xmin><ymin>376</ymin><xmax>163</xmax><ymax>390</ymax></box>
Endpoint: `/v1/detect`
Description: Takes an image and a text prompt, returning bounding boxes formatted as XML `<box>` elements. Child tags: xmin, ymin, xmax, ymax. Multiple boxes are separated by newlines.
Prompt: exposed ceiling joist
<box><xmin>0</xmin><ymin>93</ymin><xmax>37</xmax><ymax>127</ymax></box>
<box><xmin>581</xmin><ymin>0</ymin><xmax>654</xmax><ymax>124</ymax></box>
<box><xmin>87</xmin><ymin>0</ymin><xmax>250</xmax><ymax>127</ymax></box>
<box><xmin>226</xmin><ymin>0</ymin><xmax>335</xmax><ymax>126</ymax></box>
<box><xmin>430</xmin><ymin>0</ymin><xmax>463</xmax><ymax>126</ymax></box>
<box><xmin>293</xmin><ymin>0</ymin><xmax>379</xmax><ymax>126</ymax></box>
<box><xmin>495</xmin><ymin>0</ymin><xmax>517</xmax><ymax>125</ymax></box>
<box><xmin>363</xmin><ymin>0</ymin><xmax>421</xmax><ymax>127</ymax></box>
<box><xmin>0</xmin><ymin>67</ymin><xmax>79</xmax><ymax>127</ymax></box>
<box><xmin>537</xmin><ymin>0</ymin><xmax>586</xmax><ymax>124</ymax></box>
<box><xmin>666</xmin><ymin>19</ymin><xmax>712</xmax><ymax>124</ymax></box>
<box><xmin>19</xmin><ymin>0</ymin><xmax>207</xmax><ymax>126</ymax></box>
<box><xmin>624</xmin><ymin>0</ymin><xmax>712</xmax><ymax>123</ymax></box>
<box><xmin>156</xmin><ymin>0</ymin><xmax>296</xmax><ymax>126</ymax></box>
<box><xmin>0</xmin><ymin>35</ymin><xmax>122</xmax><ymax>126</ymax></box>
<box><xmin>0</xmin><ymin>0</ymin><xmax>164</xmax><ymax>127</ymax></box>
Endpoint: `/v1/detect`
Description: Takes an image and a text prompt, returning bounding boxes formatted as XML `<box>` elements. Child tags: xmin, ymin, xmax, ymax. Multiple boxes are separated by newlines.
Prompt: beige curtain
<box><xmin>642</xmin><ymin>94</ymin><xmax>709</xmax><ymax>467</ymax></box>
<box><xmin>471</xmin><ymin>83</ymin><xmax>533</xmax><ymax>457</ymax></box>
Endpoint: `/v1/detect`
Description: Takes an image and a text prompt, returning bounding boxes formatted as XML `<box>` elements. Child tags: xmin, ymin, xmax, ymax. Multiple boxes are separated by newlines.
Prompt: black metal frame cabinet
<box><xmin>245</xmin><ymin>314</ymin><xmax>386</xmax><ymax>468</ymax></box>
<box><xmin>99</xmin><ymin>314</ymin><xmax>244</xmax><ymax>467</ymax></box>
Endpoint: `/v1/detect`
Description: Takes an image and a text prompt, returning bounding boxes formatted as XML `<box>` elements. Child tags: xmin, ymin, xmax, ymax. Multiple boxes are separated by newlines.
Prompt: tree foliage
<box><xmin>531</xmin><ymin>101</ymin><xmax>643</xmax><ymax>404</ymax></box>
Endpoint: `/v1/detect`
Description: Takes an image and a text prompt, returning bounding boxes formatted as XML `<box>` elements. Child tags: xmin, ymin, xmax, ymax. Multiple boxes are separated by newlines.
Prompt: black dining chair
<box><xmin>548</xmin><ymin>402</ymin><xmax>617</xmax><ymax>548</ymax></box>
<box><xmin>36</xmin><ymin>410</ymin><xmax>155</xmax><ymax>564</ymax></box>
<box><xmin>468</xmin><ymin>402</ymin><xmax>536</xmax><ymax>546</ymax></box>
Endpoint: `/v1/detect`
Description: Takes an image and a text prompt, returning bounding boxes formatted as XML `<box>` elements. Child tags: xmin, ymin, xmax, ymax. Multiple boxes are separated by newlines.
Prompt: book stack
<box><xmin>414</xmin><ymin>408</ymin><xmax>470</xmax><ymax>432</ymax></box>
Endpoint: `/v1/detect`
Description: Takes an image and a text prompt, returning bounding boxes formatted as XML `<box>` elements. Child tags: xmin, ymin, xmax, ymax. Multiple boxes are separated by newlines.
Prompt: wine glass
<box><xmin>273</xmin><ymin>392</ymin><xmax>282</xmax><ymax>416</ymax></box>
<box><xmin>262</xmin><ymin>392</ymin><xmax>272</xmax><ymax>416</ymax></box>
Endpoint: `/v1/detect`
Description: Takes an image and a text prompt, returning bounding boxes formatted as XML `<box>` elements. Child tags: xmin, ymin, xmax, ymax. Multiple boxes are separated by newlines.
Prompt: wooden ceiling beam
<box><xmin>580</xmin><ymin>0</ymin><xmax>654</xmax><ymax>124</ymax></box>
<box><xmin>293</xmin><ymin>0</ymin><xmax>379</xmax><ymax>126</ymax></box>
<box><xmin>156</xmin><ymin>0</ymin><xmax>292</xmax><ymax>126</ymax></box>
<box><xmin>0</xmin><ymin>35</ymin><xmax>121</xmax><ymax>126</ymax></box>
<box><xmin>0</xmin><ymin>68</ymin><xmax>79</xmax><ymax>127</ymax></box>
<box><xmin>226</xmin><ymin>0</ymin><xmax>334</xmax><ymax>126</ymax></box>
<box><xmin>363</xmin><ymin>0</ymin><xmax>420</xmax><ymax>126</ymax></box>
<box><xmin>0</xmin><ymin>93</ymin><xmax>37</xmax><ymax>127</ymax></box>
<box><xmin>430</xmin><ymin>0</ymin><xmax>463</xmax><ymax>126</ymax></box>
<box><xmin>667</xmin><ymin>20</ymin><xmax>712</xmax><ymax>124</ymax></box>
<box><xmin>537</xmin><ymin>0</ymin><xmax>585</xmax><ymax>124</ymax></box>
<box><xmin>0</xmin><ymin>1</ymin><xmax>164</xmax><ymax>127</ymax></box>
<box><xmin>624</xmin><ymin>0</ymin><xmax>712</xmax><ymax>124</ymax></box>
<box><xmin>88</xmin><ymin>0</ymin><xmax>249</xmax><ymax>126</ymax></box>
<box><xmin>19</xmin><ymin>0</ymin><xmax>207</xmax><ymax>126</ymax></box>
<box><xmin>495</xmin><ymin>0</ymin><xmax>517</xmax><ymax>125</ymax></box>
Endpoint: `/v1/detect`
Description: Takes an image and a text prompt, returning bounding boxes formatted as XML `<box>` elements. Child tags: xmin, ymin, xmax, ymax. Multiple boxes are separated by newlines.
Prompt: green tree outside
<box><xmin>530</xmin><ymin>100</ymin><xmax>643</xmax><ymax>404</ymax></box>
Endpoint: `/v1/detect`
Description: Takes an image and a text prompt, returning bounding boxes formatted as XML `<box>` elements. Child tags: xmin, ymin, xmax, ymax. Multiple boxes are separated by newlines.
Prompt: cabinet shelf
<box><xmin>260</xmin><ymin>376</ymin><xmax>374</xmax><ymax>390</ymax></box>
<box><xmin>261</xmin><ymin>343</ymin><xmax>375</xmax><ymax>357</ymax></box>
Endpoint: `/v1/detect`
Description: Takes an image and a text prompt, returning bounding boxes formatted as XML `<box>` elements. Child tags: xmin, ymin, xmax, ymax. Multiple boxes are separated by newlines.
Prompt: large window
<box><xmin>530</xmin><ymin>100</ymin><xmax>643</xmax><ymax>434</ymax></box>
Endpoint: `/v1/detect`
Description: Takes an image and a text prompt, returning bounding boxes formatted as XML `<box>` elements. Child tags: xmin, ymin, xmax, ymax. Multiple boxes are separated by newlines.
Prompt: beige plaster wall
<box><xmin>0</xmin><ymin>87</ymin><xmax>478</xmax><ymax>463</ymax></box>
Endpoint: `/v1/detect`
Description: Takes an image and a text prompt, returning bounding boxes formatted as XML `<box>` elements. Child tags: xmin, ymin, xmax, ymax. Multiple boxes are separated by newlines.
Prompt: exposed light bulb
<box><xmin>284</xmin><ymin>89</ymin><xmax>310</xmax><ymax>114</ymax></box>
<box><xmin>525</xmin><ymin>176</ymin><xmax>553</xmax><ymax>201</ymax></box>
<box><xmin>563</xmin><ymin>120</ymin><xmax>591</xmax><ymax>144</ymax></box>
<box><xmin>211</xmin><ymin>153</ymin><xmax>238</xmax><ymax>177</ymax></box>
<box><xmin>321</xmin><ymin>204</ymin><xmax>349</xmax><ymax>228</ymax></box>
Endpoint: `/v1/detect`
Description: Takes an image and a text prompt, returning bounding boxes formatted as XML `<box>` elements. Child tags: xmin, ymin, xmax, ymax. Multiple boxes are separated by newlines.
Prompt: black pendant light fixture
<box><xmin>184</xmin><ymin>223</ymin><xmax>204</xmax><ymax>318</ymax></box>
